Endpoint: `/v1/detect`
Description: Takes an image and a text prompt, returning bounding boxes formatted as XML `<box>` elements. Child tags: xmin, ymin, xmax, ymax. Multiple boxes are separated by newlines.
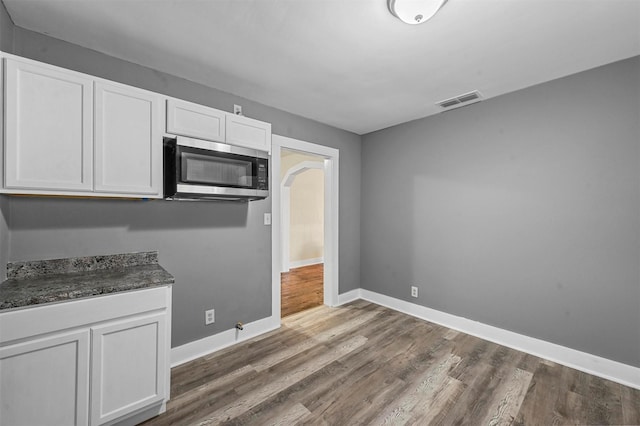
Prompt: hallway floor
<box><xmin>281</xmin><ymin>263</ymin><xmax>323</xmax><ymax>318</ymax></box>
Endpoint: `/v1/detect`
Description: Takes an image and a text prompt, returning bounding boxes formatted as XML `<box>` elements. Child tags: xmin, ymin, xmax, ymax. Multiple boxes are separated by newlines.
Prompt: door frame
<box><xmin>271</xmin><ymin>134</ymin><xmax>339</xmax><ymax>322</ymax></box>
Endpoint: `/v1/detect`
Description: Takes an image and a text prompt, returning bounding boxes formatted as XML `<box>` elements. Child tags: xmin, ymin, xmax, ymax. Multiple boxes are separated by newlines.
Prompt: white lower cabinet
<box><xmin>0</xmin><ymin>330</ymin><xmax>91</xmax><ymax>426</ymax></box>
<box><xmin>90</xmin><ymin>313</ymin><xmax>167</xmax><ymax>425</ymax></box>
<box><xmin>0</xmin><ymin>287</ymin><xmax>171</xmax><ymax>426</ymax></box>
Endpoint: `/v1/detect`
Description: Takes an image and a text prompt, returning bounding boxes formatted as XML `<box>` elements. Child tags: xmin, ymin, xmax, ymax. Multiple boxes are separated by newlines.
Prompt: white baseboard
<box><xmin>170</xmin><ymin>315</ymin><xmax>280</xmax><ymax>367</ymax></box>
<box><xmin>170</xmin><ymin>289</ymin><xmax>640</xmax><ymax>390</ymax></box>
<box><xmin>289</xmin><ymin>257</ymin><xmax>324</xmax><ymax>269</ymax></box>
<box><xmin>337</xmin><ymin>288</ymin><xmax>361</xmax><ymax>306</ymax></box>
<box><xmin>359</xmin><ymin>289</ymin><xmax>640</xmax><ymax>390</ymax></box>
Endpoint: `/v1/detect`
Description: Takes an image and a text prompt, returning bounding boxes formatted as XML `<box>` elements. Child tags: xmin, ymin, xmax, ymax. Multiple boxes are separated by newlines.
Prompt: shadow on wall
<box><xmin>6</xmin><ymin>196</ymin><xmax>253</xmax><ymax>230</ymax></box>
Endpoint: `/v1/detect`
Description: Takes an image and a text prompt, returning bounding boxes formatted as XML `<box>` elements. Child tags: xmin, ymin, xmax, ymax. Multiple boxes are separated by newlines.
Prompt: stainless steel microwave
<box><xmin>163</xmin><ymin>136</ymin><xmax>269</xmax><ymax>201</ymax></box>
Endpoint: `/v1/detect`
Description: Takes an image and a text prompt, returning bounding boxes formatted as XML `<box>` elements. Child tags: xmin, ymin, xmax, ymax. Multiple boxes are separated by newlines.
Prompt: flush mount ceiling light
<box><xmin>388</xmin><ymin>0</ymin><xmax>447</xmax><ymax>25</ymax></box>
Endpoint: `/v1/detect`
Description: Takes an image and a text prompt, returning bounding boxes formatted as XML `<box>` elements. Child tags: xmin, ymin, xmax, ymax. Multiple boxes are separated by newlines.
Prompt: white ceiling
<box><xmin>3</xmin><ymin>0</ymin><xmax>639</xmax><ymax>135</ymax></box>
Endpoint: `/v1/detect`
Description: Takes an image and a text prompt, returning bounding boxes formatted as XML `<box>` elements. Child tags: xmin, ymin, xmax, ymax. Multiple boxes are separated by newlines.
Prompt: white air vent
<box><xmin>437</xmin><ymin>90</ymin><xmax>483</xmax><ymax>110</ymax></box>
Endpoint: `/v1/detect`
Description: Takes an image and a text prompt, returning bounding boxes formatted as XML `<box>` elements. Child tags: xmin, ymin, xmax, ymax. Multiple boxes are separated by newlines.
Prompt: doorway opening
<box><xmin>280</xmin><ymin>151</ymin><xmax>325</xmax><ymax>317</ymax></box>
<box><xmin>271</xmin><ymin>135</ymin><xmax>339</xmax><ymax>325</ymax></box>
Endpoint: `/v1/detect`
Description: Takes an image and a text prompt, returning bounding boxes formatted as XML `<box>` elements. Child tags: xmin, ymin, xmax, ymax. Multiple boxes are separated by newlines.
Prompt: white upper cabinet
<box><xmin>1</xmin><ymin>53</ymin><xmax>274</xmax><ymax>199</ymax></box>
<box><xmin>4</xmin><ymin>58</ymin><xmax>94</xmax><ymax>191</ymax></box>
<box><xmin>226</xmin><ymin>113</ymin><xmax>272</xmax><ymax>153</ymax></box>
<box><xmin>166</xmin><ymin>97</ymin><xmax>272</xmax><ymax>153</ymax></box>
<box><xmin>94</xmin><ymin>82</ymin><xmax>162</xmax><ymax>196</ymax></box>
<box><xmin>2</xmin><ymin>55</ymin><xmax>163</xmax><ymax>198</ymax></box>
<box><xmin>166</xmin><ymin>98</ymin><xmax>226</xmax><ymax>143</ymax></box>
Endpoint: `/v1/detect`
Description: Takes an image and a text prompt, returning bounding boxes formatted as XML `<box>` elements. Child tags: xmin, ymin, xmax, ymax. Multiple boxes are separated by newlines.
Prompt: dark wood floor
<box><xmin>281</xmin><ymin>263</ymin><xmax>323</xmax><ymax>318</ymax></box>
<box><xmin>142</xmin><ymin>300</ymin><xmax>640</xmax><ymax>426</ymax></box>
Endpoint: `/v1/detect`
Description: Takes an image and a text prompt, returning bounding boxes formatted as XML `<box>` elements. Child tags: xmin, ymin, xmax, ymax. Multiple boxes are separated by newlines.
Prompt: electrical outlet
<box><xmin>205</xmin><ymin>309</ymin><xmax>215</xmax><ymax>325</ymax></box>
<box><xmin>411</xmin><ymin>286</ymin><xmax>418</xmax><ymax>298</ymax></box>
<box><xmin>233</xmin><ymin>104</ymin><xmax>243</xmax><ymax>115</ymax></box>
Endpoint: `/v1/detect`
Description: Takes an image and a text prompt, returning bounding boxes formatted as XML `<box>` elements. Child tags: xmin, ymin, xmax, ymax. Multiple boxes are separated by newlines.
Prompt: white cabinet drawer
<box><xmin>0</xmin><ymin>286</ymin><xmax>170</xmax><ymax>344</ymax></box>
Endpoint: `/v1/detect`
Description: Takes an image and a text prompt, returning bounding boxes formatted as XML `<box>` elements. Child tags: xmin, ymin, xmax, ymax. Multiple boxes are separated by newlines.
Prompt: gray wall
<box><xmin>4</xmin><ymin>27</ymin><xmax>361</xmax><ymax>348</ymax></box>
<box><xmin>0</xmin><ymin>0</ymin><xmax>12</xmax><ymax>52</ymax></box>
<box><xmin>4</xmin><ymin>7</ymin><xmax>637</xmax><ymax>369</ymax></box>
<box><xmin>0</xmin><ymin>1</ymin><xmax>13</xmax><ymax>278</ymax></box>
<box><xmin>361</xmin><ymin>56</ymin><xmax>640</xmax><ymax>367</ymax></box>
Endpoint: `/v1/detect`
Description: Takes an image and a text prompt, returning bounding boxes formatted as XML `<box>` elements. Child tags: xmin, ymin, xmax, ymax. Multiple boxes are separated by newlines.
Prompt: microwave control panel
<box><xmin>257</xmin><ymin>159</ymin><xmax>269</xmax><ymax>190</ymax></box>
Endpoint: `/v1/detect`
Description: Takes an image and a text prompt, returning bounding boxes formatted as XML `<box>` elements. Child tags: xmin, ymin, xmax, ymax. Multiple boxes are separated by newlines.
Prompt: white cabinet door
<box><xmin>0</xmin><ymin>329</ymin><xmax>90</xmax><ymax>426</ymax></box>
<box><xmin>94</xmin><ymin>82</ymin><xmax>162</xmax><ymax>197</ymax></box>
<box><xmin>4</xmin><ymin>58</ymin><xmax>93</xmax><ymax>191</ymax></box>
<box><xmin>166</xmin><ymin>98</ymin><xmax>226</xmax><ymax>143</ymax></box>
<box><xmin>90</xmin><ymin>312</ymin><xmax>167</xmax><ymax>426</ymax></box>
<box><xmin>225</xmin><ymin>113</ymin><xmax>272</xmax><ymax>152</ymax></box>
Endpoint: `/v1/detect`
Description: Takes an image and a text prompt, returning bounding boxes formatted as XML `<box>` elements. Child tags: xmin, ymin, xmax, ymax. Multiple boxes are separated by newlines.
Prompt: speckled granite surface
<box><xmin>0</xmin><ymin>251</ymin><xmax>174</xmax><ymax>311</ymax></box>
<box><xmin>7</xmin><ymin>251</ymin><xmax>159</xmax><ymax>279</ymax></box>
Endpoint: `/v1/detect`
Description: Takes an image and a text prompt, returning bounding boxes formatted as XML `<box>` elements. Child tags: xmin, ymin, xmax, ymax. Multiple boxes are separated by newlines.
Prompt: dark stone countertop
<box><xmin>0</xmin><ymin>251</ymin><xmax>174</xmax><ymax>312</ymax></box>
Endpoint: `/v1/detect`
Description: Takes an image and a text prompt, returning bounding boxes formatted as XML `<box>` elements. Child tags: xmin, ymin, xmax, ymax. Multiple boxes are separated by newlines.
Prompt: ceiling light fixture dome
<box><xmin>388</xmin><ymin>0</ymin><xmax>447</xmax><ymax>25</ymax></box>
